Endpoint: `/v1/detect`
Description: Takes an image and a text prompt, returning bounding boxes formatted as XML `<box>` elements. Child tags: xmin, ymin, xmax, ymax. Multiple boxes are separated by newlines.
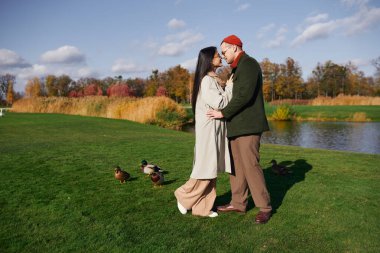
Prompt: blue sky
<box><xmin>1</xmin><ymin>0</ymin><xmax>380</xmax><ymax>92</ymax></box>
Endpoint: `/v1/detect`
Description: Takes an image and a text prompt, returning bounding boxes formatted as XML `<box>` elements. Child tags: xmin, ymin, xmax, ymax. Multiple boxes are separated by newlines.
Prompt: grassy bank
<box><xmin>182</xmin><ymin>104</ymin><xmax>380</xmax><ymax>122</ymax></box>
<box><xmin>1</xmin><ymin>113</ymin><xmax>379</xmax><ymax>252</ymax></box>
<box><xmin>265</xmin><ymin>105</ymin><xmax>380</xmax><ymax>122</ymax></box>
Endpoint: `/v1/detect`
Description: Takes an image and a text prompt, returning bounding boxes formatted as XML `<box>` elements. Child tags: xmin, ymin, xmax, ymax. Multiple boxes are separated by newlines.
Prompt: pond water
<box><xmin>182</xmin><ymin>121</ymin><xmax>380</xmax><ymax>154</ymax></box>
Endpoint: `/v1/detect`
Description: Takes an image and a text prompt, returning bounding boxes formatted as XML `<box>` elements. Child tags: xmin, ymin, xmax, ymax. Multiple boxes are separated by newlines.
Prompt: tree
<box><xmin>260</xmin><ymin>58</ymin><xmax>280</xmax><ymax>101</ymax></box>
<box><xmin>164</xmin><ymin>65</ymin><xmax>191</xmax><ymax>103</ymax></box>
<box><xmin>371</xmin><ymin>56</ymin><xmax>380</xmax><ymax>94</ymax></box>
<box><xmin>310</xmin><ymin>61</ymin><xmax>347</xmax><ymax>97</ymax></box>
<box><xmin>0</xmin><ymin>74</ymin><xmax>15</xmax><ymax>102</ymax></box>
<box><xmin>6</xmin><ymin>79</ymin><xmax>14</xmax><ymax>105</ymax></box>
<box><xmin>101</xmin><ymin>77</ymin><xmax>117</xmax><ymax>94</ymax></box>
<box><xmin>46</xmin><ymin>75</ymin><xmax>58</xmax><ymax>96</ymax></box>
<box><xmin>372</xmin><ymin>56</ymin><xmax>380</xmax><ymax>77</ymax></box>
<box><xmin>126</xmin><ymin>78</ymin><xmax>146</xmax><ymax>97</ymax></box>
<box><xmin>275</xmin><ymin>57</ymin><xmax>303</xmax><ymax>99</ymax></box>
<box><xmin>68</xmin><ymin>89</ymin><xmax>84</xmax><ymax>98</ymax></box>
<box><xmin>156</xmin><ymin>86</ymin><xmax>167</xmax><ymax>96</ymax></box>
<box><xmin>25</xmin><ymin>77</ymin><xmax>43</xmax><ymax>97</ymax></box>
<box><xmin>83</xmin><ymin>83</ymin><xmax>103</xmax><ymax>96</ymax></box>
<box><xmin>107</xmin><ymin>83</ymin><xmax>132</xmax><ymax>97</ymax></box>
<box><xmin>145</xmin><ymin>70</ymin><xmax>160</xmax><ymax>97</ymax></box>
<box><xmin>56</xmin><ymin>75</ymin><xmax>72</xmax><ymax>96</ymax></box>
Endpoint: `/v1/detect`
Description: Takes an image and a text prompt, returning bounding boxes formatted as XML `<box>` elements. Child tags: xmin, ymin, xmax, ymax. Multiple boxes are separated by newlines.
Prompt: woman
<box><xmin>174</xmin><ymin>46</ymin><xmax>233</xmax><ymax>217</ymax></box>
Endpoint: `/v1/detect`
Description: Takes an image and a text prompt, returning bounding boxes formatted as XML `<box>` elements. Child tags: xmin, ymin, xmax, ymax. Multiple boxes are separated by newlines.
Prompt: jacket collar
<box><xmin>230</xmin><ymin>51</ymin><xmax>245</xmax><ymax>69</ymax></box>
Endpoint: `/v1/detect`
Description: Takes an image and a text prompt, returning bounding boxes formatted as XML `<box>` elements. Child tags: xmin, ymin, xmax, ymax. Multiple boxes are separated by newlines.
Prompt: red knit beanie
<box><xmin>222</xmin><ymin>35</ymin><xmax>243</xmax><ymax>47</ymax></box>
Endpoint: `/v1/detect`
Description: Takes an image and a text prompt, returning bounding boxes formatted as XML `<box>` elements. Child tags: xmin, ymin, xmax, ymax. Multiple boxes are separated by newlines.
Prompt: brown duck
<box><xmin>270</xmin><ymin>160</ymin><xmax>292</xmax><ymax>175</ymax></box>
<box><xmin>114</xmin><ymin>166</ymin><xmax>130</xmax><ymax>183</ymax></box>
<box><xmin>150</xmin><ymin>171</ymin><xmax>164</xmax><ymax>187</ymax></box>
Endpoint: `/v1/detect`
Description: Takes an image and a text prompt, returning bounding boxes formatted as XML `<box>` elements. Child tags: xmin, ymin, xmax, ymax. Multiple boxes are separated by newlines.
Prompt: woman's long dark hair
<box><xmin>191</xmin><ymin>46</ymin><xmax>217</xmax><ymax>115</ymax></box>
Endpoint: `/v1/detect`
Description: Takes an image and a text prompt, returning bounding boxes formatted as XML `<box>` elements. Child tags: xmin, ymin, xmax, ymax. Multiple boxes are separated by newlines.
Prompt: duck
<box><xmin>269</xmin><ymin>159</ymin><xmax>292</xmax><ymax>175</ymax></box>
<box><xmin>114</xmin><ymin>166</ymin><xmax>130</xmax><ymax>183</ymax></box>
<box><xmin>150</xmin><ymin>171</ymin><xmax>164</xmax><ymax>187</ymax></box>
<box><xmin>140</xmin><ymin>160</ymin><xmax>163</xmax><ymax>175</ymax></box>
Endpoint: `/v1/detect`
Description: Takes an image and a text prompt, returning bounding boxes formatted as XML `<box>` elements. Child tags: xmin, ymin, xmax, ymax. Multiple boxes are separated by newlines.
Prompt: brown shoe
<box><xmin>217</xmin><ymin>204</ymin><xmax>245</xmax><ymax>214</ymax></box>
<box><xmin>255</xmin><ymin>211</ymin><xmax>271</xmax><ymax>224</ymax></box>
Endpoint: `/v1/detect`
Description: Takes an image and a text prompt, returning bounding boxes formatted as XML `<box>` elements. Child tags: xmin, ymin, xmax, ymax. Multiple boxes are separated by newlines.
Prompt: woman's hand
<box><xmin>226</xmin><ymin>74</ymin><xmax>234</xmax><ymax>86</ymax></box>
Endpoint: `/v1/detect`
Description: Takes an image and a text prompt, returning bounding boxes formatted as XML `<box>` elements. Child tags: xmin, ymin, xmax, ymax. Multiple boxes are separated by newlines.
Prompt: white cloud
<box><xmin>266</xmin><ymin>26</ymin><xmax>288</xmax><ymax>48</ymax></box>
<box><xmin>41</xmin><ymin>45</ymin><xmax>85</xmax><ymax>64</ymax></box>
<box><xmin>341</xmin><ymin>0</ymin><xmax>369</xmax><ymax>7</ymax></box>
<box><xmin>257</xmin><ymin>23</ymin><xmax>275</xmax><ymax>39</ymax></box>
<box><xmin>306</xmin><ymin>13</ymin><xmax>329</xmax><ymax>24</ymax></box>
<box><xmin>158</xmin><ymin>42</ymin><xmax>184</xmax><ymax>57</ymax></box>
<box><xmin>77</xmin><ymin>67</ymin><xmax>98</xmax><ymax>78</ymax></box>
<box><xmin>159</xmin><ymin>31</ymin><xmax>203</xmax><ymax>56</ymax></box>
<box><xmin>341</xmin><ymin>6</ymin><xmax>380</xmax><ymax>35</ymax></box>
<box><xmin>291</xmin><ymin>21</ymin><xmax>338</xmax><ymax>46</ymax></box>
<box><xmin>349</xmin><ymin>58</ymin><xmax>371</xmax><ymax>67</ymax></box>
<box><xmin>4</xmin><ymin>64</ymin><xmax>48</xmax><ymax>92</ymax></box>
<box><xmin>143</xmin><ymin>40</ymin><xmax>158</xmax><ymax>49</ymax></box>
<box><xmin>0</xmin><ymin>49</ymin><xmax>31</xmax><ymax>68</ymax></box>
<box><xmin>17</xmin><ymin>64</ymin><xmax>47</xmax><ymax>80</ymax></box>
<box><xmin>292</xmin><ymin>2</ymin><xmax>380</xmax><ymax>46</ymax></box>
<box><xmin>180</xmin><ymin>57</ymin><xmax>197</xmax><ymax>71</ymax></box>
<box><xmin>235</xmin><ymin>3</ymin><xmax>250</xmax><ymax>12</ymax></box>
<box><xmin>4</xmin><ymin>62</ymin><xmax>99</xmax><ymax>92</ymax></box>
<box><xmin>168</xmin><ymin>18</ymin><xmax>186</xmax><ymax>29</ymax></box>
<box><xmin>111</xmin><ymin>59</ymin><xmax>147</xmax><ymax>73</ymax></box>
<box><xmin>257</xmin><ymin>24</ymin><xmax>287</xmax><ymax>48</ymax></box>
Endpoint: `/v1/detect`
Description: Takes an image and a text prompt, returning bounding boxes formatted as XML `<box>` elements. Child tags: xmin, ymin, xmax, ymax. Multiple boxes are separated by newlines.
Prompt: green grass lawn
<box><xmin>265</xmin><ymin>105</ymin><xmax>380</xmax><ymax>121</ymax></box>
<box><xmin>184</xmin><ymin>104</ymin><xmax>380</xmax><ymax>122</ymax></box>
<box><xmin>1</xmin><ymin>113</ymin><xmax>379</xmax><ymax>252</ymax></box>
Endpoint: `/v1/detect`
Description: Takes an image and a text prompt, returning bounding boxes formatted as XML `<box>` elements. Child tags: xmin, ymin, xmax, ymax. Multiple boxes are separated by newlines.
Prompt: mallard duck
<box><xmin>150</xmin><ymin>171</ymin><xmax>164</xmax><ymax>187</ymax></box>
<box><xmin>140</xmin><ymin>160</ymin><xmax>162</xmax><ymax>174</ymax></box>
<box><xmin>270</xmin><ymin>160</ymin><xmax>292</xmax><ymax>175</ymax></box>
<box><xmin>114</xmin><ymin>166</ymin><xmax>130</xmax><ymax>183</ymax></box>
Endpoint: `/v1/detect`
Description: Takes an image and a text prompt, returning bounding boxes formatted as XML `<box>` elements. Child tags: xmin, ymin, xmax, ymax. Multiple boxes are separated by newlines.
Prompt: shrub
<box><xmin>155</xmin><ymin>107</ymin><xmax>186</xmax><ymax>129</ymax></box>
<box><xmin>271</xmin><ymin>104</ymin><xmax>294</xmax><ymax>121</ymax></box>
<box><xmin>351</xmin><ymin>112</ymin><xmax>369</xmax><ymax>122</ymax></box>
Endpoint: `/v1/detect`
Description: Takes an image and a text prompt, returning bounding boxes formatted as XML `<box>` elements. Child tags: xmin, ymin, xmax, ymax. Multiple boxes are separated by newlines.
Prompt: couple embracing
<box><xmin>175</xmin><ymin>35</ymin><xmax>272</xmax><ymax>224</ymax></box>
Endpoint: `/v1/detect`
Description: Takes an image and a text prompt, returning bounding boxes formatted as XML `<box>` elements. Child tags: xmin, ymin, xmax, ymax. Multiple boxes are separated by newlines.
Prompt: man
<box><xmin>206</xmin><ymin>35</ymin><xmax>272</xmax><ymax>224</ymax></box>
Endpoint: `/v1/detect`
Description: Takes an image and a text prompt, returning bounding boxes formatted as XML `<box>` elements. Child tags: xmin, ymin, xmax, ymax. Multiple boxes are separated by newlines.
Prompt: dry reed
<box><xmin>269</xmin><ymin>99</ymin><xmax>310</xmax><ymax>105</ymax></box>
<box><xmin>311</xmin><ymin>94</ymin><xmax>380</xmax><ymax>106</ymax></box>
<box><xmin>11</xmin><ymin>96</ymin><xmax>187</xmax><ymax>128</ymax></box>
<box><xmin>269</xmin><ymin>95</ymin><xmax>380</xmax><ymax>106</ymax></box>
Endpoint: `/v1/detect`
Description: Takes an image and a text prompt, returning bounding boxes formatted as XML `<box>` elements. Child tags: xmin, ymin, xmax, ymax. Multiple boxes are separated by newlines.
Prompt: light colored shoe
<box><xmin>208</xmin><ymin>211</ymin><xmax>218</xmax><ymax>218</ymax></box>
<box><xmin>177</xmin><ymin>201</ymin><xmax>187</xmax><ymax>215</ymax></box>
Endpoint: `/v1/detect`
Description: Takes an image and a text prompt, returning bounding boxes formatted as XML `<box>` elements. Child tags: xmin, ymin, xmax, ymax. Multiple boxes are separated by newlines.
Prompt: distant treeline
<box><xmin>1</xmin><ymin>56</ymin><xmax>380</xmax><ymax>106</ymax></box>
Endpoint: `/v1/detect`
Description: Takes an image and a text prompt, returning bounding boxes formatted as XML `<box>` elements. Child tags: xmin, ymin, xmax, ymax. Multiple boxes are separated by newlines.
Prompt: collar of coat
<box><xmin>230</xmin><ymin>51</ymin><xmax>245</xmax><ymax>69</ymax></box>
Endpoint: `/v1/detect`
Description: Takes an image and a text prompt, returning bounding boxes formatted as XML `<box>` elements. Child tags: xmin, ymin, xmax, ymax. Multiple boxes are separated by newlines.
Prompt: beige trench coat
<box><xmin>190</xmin><ymin>75</ymin><xmax>233</xmax><ymax>179</ymax></box>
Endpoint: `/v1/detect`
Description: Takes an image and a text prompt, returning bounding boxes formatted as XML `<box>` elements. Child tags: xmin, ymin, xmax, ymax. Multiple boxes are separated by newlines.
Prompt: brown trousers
<box><xmin>174</xmin><ymin>178</ymin><xmax>216</xmax><ymax>216</ymax></box>
<box><xmin>229</xmin><ymin>135</ymin><xmax>272</xmax><ymax>212</ymax></box>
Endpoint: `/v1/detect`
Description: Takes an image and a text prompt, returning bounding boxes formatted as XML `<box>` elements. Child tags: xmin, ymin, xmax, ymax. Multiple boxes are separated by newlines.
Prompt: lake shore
<box><xmin>183</xmin><ymin>104</ymin><xmax>380</xmax><ymax>123</ymax></box>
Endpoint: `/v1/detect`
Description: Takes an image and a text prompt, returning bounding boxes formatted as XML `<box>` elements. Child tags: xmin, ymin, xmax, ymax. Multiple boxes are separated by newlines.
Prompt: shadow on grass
<box><xmin>264</xmin><ymin>159</ymin><xmax>313</xmax><ymax>214</ymax></box>
<box><xmin>162</xmin><ymin>179</ymin><xmax>178</xmax><ymax>186</ymax></box>
<box><xmin>215</xmin><ymin>159</ymin><xmax>312</xmax><ymax>214</ymax></box>
<box><xmin>128</xmin><ymin>177</ymin><xmax>139</xmax><ymax>181</ymax></box>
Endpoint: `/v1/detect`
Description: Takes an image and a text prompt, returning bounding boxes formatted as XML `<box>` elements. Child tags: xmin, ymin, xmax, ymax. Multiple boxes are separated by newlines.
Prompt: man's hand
<box><xmin>206</xmin><ymin>109</ymin><xmax>224</xmax><ymax>119</ymax></box>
